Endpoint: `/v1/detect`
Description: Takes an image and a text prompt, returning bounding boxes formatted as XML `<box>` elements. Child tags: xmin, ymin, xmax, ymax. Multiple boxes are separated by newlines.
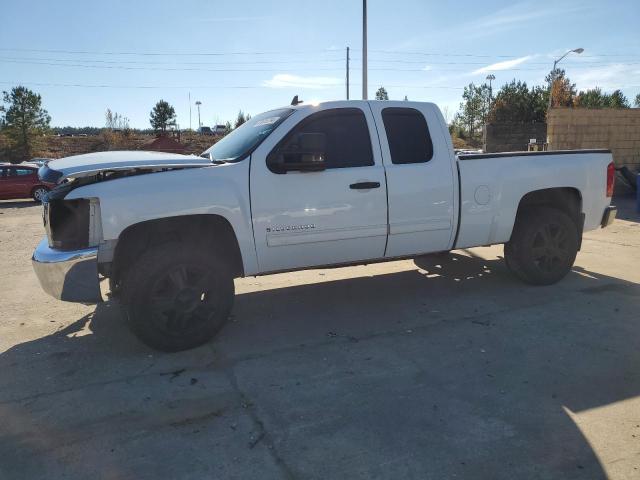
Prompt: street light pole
<box><xmin>485</xmin><ymin>74</ymin><xmax>495</xmax><ymax>128</ymax></box>
<box><xmin>362</xmin><ymin>0</ymin><xmax>367</xmax><ymax>100</ymax></box>
<box><xmin>547</xmin><ymin>48</ymin><xmax>584</xmax><ymax>112</ymax></box>
<box><xmin>486</xmin><ymin>74</ymin><xmax>495</xmax><ymax>103</ymax></box>
<box><xmin>195</xmin><ymin>101</ymin><xmax>202</xmax><ymax>130</ymax></box>
<box><xmin>346</xmin><ymin>46</ymin><xmax>350</xmax><ymax>100</ymax></box>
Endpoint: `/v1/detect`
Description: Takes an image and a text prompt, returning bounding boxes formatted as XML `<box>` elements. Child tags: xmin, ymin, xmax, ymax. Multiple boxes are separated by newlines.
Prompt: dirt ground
<box><xmin>1</xmin><ymin>196</ymin><xmax>639</xmax><ymax>479</ymax></box>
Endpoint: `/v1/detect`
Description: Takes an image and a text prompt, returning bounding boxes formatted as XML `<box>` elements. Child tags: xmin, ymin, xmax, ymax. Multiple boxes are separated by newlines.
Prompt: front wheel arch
<box><xmin>110</xmin><ymin>214</ymin><xmax>244</xmax><ymax>296</ymax></box>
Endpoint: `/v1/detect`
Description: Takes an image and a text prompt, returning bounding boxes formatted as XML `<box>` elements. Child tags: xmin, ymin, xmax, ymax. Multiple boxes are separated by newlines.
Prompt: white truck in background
<box><xmin>33</xmin><ymin>100</ymin><xmax>617</xmax><ymax>351</ymax></box>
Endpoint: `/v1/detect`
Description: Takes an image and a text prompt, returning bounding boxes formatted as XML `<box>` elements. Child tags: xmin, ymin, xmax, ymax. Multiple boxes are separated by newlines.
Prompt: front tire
<box><xmin>122</xmin><ymin>242</ymin><xmax>234</xmax><ymax>352</ymax></box>
<box><xmin>504</xmin><ymin>207</ymin><xmax>579</xmax><ymax>286</ymax></box>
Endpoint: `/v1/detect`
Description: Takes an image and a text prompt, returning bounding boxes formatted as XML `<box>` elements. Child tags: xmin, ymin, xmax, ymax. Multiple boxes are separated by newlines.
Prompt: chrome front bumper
<box><xmin>32</xmin><ymin>238</ymin><xmax>102</xmax><ymax>304</ymax></box>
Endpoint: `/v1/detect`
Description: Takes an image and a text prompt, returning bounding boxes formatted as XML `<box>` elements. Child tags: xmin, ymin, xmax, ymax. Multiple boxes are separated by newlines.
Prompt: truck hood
<box><xmin>39</xmin><ymin>150</ymin><xmax>211</xmax><ymax>184</ymax></box>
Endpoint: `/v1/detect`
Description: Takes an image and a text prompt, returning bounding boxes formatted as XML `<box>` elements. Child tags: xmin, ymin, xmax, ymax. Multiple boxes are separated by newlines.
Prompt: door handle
<box><xmin>350</xmin><ymin>181</ymin><xmax>381</xmax><ymax>190</ymax></box>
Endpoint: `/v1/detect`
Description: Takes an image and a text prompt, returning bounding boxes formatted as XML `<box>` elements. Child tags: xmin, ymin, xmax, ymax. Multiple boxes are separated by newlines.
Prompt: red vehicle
<box><xmin>0</xmin><ymin>163</ymin><xmax>55</xmax><ymax>202</ymax></box>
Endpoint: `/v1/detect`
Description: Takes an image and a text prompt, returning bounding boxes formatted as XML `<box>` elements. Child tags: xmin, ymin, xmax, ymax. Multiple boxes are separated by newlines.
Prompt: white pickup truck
<box><xmin>33</xmin><ymin>100</ymin><xmax>617</xmax><ymax>351</ymax></box>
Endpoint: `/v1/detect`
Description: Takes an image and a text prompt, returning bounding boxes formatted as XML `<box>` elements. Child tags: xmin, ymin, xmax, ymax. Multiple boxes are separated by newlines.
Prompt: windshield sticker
<box><xmin>253</xmin><ymin>116</ymin><xmax>280</xmax><ymax>127</ymax></box>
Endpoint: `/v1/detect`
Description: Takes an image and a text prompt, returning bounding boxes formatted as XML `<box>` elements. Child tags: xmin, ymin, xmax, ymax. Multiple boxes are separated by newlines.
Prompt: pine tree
<box><xmin>149</xmin><ymin>100</ymin><xmax>176</xmax><ymax>132</ymax></box>
<box><xmin>1</xmin><ymin>86</ymin><xmax>50</xmax><ymax>160</ymax></box>
<box><xmin>375</xmin><ymin>87</ymin><xmax>389</xmax><ymax>100</ymax></box>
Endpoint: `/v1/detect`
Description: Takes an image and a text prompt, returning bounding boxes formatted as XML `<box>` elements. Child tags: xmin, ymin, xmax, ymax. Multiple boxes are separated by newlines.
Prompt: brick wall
<box><xmin>483</xmin><ymin>122</ymin><xmax>547</xmax><ymax>153</ymax></box>
<box><xmin>547</xmin><ymin>108</ymin><xmax>640</xmax><ymax>171</ymax></box>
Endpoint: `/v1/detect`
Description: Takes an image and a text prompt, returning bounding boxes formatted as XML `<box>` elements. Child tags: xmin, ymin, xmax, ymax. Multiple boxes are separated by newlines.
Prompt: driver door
<box><xmin>249</xmin><ymin>104</ymin><xmax>388</xmax><ymax>273</ymax></box>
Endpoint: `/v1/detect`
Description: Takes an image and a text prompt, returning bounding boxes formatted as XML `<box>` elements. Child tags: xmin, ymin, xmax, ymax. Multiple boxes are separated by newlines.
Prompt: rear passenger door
<box><xmin>369</xmin><ymin>103</ymin><xmax>456</xmax><ymax>257</ymax></box>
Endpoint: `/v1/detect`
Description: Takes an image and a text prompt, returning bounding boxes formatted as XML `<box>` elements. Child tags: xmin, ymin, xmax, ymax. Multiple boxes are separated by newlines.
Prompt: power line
<box><xmin>0</xmin><ymin>59</ymin><xmax>348</xmax><ymax>72</ymax></box>
<box><xmin>364</xmin><ymin>49</ymin><xmax>640</xmax><ymax>59</ymax></box>
<box><xmin>2</xmin><ymin>47</ymin><xmax>638</xmax><ymax>60</ymax></box>
<box><xmin>2</xmin><ymin>58</ymin><xmax>637</xmax><ymax>73</ymax></box>
<box><xmin>0</xmin><ymin>56</ymin><xmax>345</xmax><ymax>66</ymax></box>
<box><xmin>2</xmin><ymin>55</ymin><xmax>633</xmax><ymax>67</ymax></box>
<box><xmin>0</xmin><ymin>47</ymin><xmax>342</xmax><ymax>56</ymax></box>
<box><xmin>0</xmin><ymin>80</ymin><xmax>466</xmax><ymax>90</ymax></box>
<box><xmin>4</xmin><ymin>81</ymin><xmax>638</xmax><ymax>91</ymax></box>
<box><xmin>0</xmin><ymin>81</ymin><xmax>261</xmax><ymax>89</ymax></box>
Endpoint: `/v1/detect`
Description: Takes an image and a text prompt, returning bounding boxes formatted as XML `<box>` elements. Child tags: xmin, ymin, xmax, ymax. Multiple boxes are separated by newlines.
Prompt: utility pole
<box><xmin>346</xmin><ymin>46</ymin><xmax>350</xmax><ymax>100</ymax></box>
<box><xmin>189</xmin><ymin>92</ymin><xmax>192</xmax><ymax>131</ymax></box>
<box><xmin>362</xmin><ymin>0</ymin><xmax>367</xmax><ymax>100</ymax></box>
<box><xmin>195</xmin><ymin>101</ymin><xmax>202</xmax><ymax>130</ymax></box>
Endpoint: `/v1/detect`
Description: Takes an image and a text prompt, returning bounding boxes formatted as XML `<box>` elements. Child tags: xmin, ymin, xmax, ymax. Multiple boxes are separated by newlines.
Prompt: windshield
<box><xmin>202</xmin><ymin>108</ymin><xmax>294</xmax><ymax>162</ymax></box>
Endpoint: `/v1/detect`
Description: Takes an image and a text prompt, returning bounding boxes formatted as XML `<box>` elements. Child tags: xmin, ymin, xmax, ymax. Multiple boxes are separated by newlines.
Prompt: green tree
<box><xmin>488</xmin><ymin>80</ymin><xmax>546</xmax><ymax>123</ymax></box>
<box><xmin>1</xmin><ymin>86</ymin><xmax>50</xmax><ymax>161</ymax></box>
<box><xmin>375</xmin><ymin>86</ymin><xmax>389</xmax><ymax>100</ymax></box>
<box><xmin>608</xmin><ymin>90</ymin><xmax>630</xmax><ymax>108</ymax></box>
<box><xmin>635</xmin><ymin>93</ymin><xmax>640</xmax><ymax>108</ymax></box>
<box><xmin>574</xmin><ymin>88</ymin><xmax>629</xmax><ymax>109</ymax></box>
<box><xmin>234</xmin><ymin>110</ymin><xmax>247</xmax><ymax>128</ymax></box>
<box><xmin>573</xmin><ymin>87</ymin><xmax>610</xmax><ymax>108</ymax></box>
<box><xmin>149</xmin><ymin>100</ymin><xmax>176</xmax><ymax>132</ymax></box>
<box><xmin>457</xmin><ymin>83</ymin><xmax>491</xmax><ymax>139</ymax></box>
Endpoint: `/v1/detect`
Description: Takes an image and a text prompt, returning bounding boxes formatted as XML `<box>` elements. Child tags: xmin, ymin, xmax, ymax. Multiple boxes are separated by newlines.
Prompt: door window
<box><xmin>14</xmin><ymin>169</ymin><xmax>34</xmax><ymax>176</ymax></box>
<box><xmin>381</xmin><ymin>108</ymin><xmax>433</xmax><ymax>164</ymax></box>
<box><xmin>271</xmin><ymin>108</ymin><xmax>373</xmax><ymax>172</ymax></box>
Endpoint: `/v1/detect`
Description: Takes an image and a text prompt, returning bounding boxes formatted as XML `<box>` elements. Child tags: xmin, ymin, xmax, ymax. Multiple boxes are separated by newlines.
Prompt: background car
<box><xmin>212</xmin><ymin>125</ymin><xmax>227</xmax><ymax>135</ymax></box>
<box><xmin>0</xmin><ymin>163</ymin><xmax>55</xmax><ymax>202</ymax></box>
<box><xmin>198</xmin><ymin>126</ymin><xmax>214</xmax><ymax>136</ymax></box>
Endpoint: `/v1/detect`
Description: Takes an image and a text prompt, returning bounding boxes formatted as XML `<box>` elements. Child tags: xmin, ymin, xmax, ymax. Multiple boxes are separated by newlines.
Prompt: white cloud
<box><xmin>262</xmin><ymin>74</ymin><xmax>342</xmax><ymax>89</ymax></box>
<box><xmin>570</xmin><ymin>64</ymin><xmax>640</xmax><ymax>92</ymax></box>
<box><xmin>470</xmin><ymin>2</ymin><xmax>590</xmax><ymax>32</ymax></box>
<box><xmin>473</xmin><ymin>55</ymin><xmax>533</xmax><ymax>74</ymax></box>
<box><xmin>389</xmin><ymin>1</ymin><xmax>591</xmax><ymax>49</ymax></box>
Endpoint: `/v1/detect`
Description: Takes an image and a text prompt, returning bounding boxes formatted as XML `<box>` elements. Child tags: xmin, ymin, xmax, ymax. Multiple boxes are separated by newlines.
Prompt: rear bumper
<box><xmin>601</xmin><ymin>206</ymin><xmax>617</xmax><ymax>228</ymax></box>
<box><xmin>32</xmin><ymin>238</ymin><xmax>102</xmax><ymax>304</ymax></box>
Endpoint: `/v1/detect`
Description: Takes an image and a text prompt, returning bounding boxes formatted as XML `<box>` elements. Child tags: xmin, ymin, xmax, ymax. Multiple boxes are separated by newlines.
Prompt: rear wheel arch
<box><xmin>512</xmin><ymin>187</ymin><xmax>583</xmax><ymax>238</ymax></box>
<box><xmin>111</xmin><ymin>214</ymin><xmax>244</xmax><ymax>293</ymax></box>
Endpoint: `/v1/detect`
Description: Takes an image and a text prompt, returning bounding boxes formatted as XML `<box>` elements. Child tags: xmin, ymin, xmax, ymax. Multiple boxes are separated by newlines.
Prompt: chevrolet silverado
<box><xmin>32</xmin><ymin>100</ymin><xmax>617</xmax><ymax>351</ymax></box>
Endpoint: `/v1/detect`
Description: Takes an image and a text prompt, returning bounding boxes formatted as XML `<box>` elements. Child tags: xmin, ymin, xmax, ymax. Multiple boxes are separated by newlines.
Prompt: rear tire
<box><xmin>121</xmin><ymin>242</ymin><xmax>234</xmax><ymax>352</ymax></box>
<box><xmin>504</xmin><ymin>207</ymin><xmax>579</xmax><ymax>286</ymax></box>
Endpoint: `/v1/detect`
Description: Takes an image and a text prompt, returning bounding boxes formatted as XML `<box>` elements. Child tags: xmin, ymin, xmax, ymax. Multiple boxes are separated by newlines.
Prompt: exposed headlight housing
<box><xmin>44</xmin><ymin>198</ymin><xmax>101</xmax><ymax>250</ymax></box>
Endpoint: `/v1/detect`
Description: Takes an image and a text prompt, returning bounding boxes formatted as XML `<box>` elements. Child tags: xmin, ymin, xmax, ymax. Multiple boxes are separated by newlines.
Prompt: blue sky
<box><xmin>1</xmin><ymin>0</ymin><xmax>639</xmax><ymax>128</ymax></box>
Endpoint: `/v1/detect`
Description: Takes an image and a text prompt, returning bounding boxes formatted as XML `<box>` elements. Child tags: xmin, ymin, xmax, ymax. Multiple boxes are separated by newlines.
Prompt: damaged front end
<box><xmin>32</xmin><ymin>151</ymin><xmax>213</xmax><ymax>304</ymax></box>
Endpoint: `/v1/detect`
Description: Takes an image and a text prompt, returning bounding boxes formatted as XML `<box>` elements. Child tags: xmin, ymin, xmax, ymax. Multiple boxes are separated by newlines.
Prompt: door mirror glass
<box><xmin>268</xmin><ymin>132</ymin><xmax>327</xmax><ymax>173</ymax></box>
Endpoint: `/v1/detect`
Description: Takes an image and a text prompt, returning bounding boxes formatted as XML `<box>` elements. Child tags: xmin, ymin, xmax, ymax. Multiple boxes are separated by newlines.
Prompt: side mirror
<box><xmin>268</xmin><ymin>132</ymin><xmax>327</xmax><ymax>173</ymax></box>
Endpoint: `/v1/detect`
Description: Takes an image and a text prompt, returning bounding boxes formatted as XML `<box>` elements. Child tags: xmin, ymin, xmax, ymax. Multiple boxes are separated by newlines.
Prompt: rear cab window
<box><xmin>381</xmin><ymin>107</ymin><xmax>433</xmax><ymax>164</ymax></box>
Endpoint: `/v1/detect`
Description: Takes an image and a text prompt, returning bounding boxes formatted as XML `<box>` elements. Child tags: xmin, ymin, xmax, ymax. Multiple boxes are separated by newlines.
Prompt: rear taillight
<box><xmin>606</xmin><ymin>162</ymin><xmax>615</xmax><ymax>197</ymax></box>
